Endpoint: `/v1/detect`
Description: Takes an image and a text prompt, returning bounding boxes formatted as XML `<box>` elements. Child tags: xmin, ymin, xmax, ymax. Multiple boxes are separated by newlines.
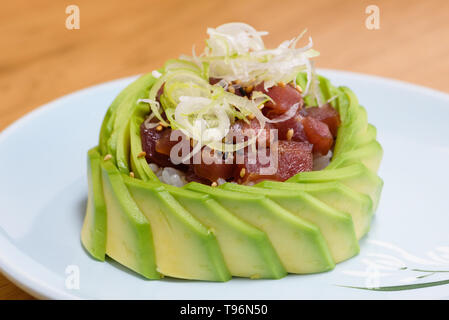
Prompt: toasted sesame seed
<box><xmin>211</xmin><ymin>182</ymin><xmax>218</xmax><ymax>187</ymax></box>
<box><xmin>234</xmin><ymin>80</ymin><xmax>241</xmax><ymax>85</ymax></box>
<box><xmin>129</xmin><ymin>172</ymin><xmax>135</xmax><ymax>178</ymax></box>
<box><xmin>228</xmin><ymin>86</ymin><xmax>235</xmax><ymax>94</ymax></box>
<box><xmin>245</xmin><ymin>85</ymin><xmax>254</xmax><ymax>93</ymax></box>
<box><xmin>240</xmin><ymin>168</ymin><xmax>246</xmax><ymax>178</ymax></box>
<box><xmin>286</xmin><ymin>128</ymin><xmax>294</xmax><ymax>141</ymax></box>
<box><xmin>156</xmin><ymin>125</ymin><xmax>163</xmax><ymax>131</ymax></box>
<box><xmin>296</xmin><ymin>85</ymin><xmax>303</xmax><ymax>93</ymax></box>
<box><xmin>137</xmin><ymin>151</ymin><xmax>146</xmax><ymax>158</ymax></box>
<box><xmin>278</xmin><ymin>81</ymin><xmax>286</xmax><ymax>88</ymax></box>
<box><xmin>103</xmin><ymin>154</ymin><xmax>112</xmax><ymax>161</ymax></box>
<box><xmin>248</xmin><ymin>114</ymin><xmax>255</xmax><ymax>120</ymax></box>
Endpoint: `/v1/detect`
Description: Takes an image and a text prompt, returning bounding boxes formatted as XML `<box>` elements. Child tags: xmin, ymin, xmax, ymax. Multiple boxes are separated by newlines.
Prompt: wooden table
<box><xmin>1</xmin><ymin>0</ymin><xmax>448</xmax><ymax>300</ymax></box>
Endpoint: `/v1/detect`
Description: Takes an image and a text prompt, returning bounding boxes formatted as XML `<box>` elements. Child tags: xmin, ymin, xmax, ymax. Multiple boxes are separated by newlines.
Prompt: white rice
<box><xmin>312</xmin><ymin>150</ymin><xmax>333</xmax><ymax>171</ymax></box>
<box><xmin>149</xmin><ymin>163</ymin><xmax>188</xmax><ymax>187</ymax></box>
<box><xmin>217</xmin><ymin>178</ymin><xmax>227</xmax><ymax>185</ymax></box>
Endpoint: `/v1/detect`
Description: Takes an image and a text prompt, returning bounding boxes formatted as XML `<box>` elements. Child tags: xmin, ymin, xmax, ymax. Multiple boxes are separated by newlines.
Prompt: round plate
<box><xmin>1</xmin><ymin>70</ymin><xmax>449</xmax><ymax>300</ymax></box>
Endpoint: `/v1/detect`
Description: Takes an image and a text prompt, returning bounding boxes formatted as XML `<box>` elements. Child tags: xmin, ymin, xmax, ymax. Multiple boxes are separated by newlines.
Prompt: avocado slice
<box><xmin>328</xmin><ymin>139</ymin><xmax>383</xmax><ymax>173</ymax></box>
<box><xmin>101</xmin><ymin>160</ymin><xmax>160</xmax><ymax>279</ymax></box>
<box><xmin>124</xmin><ymin>177</ymin><xmax>286</xmax><ymax>279</ymax></box>
<box><xmin>81</xmin><ymin>147</ymin><xmax>107</xmax><ymax>260</ymax></box>
<box><xmin>256</xmin><ymin>181</ymin><xmax>373</xmax><ymax>239</ymax></box>
<box><xmin>220</xmin><ymin>183</ymin><xmax>359</xmax><ymax>263</ymax></box>
<box><xmin>99</xmin><ymin>73</ymin><xmax>156</xmax><ymax>156</ymax></box>
<box><xmin>336</xmin><ymin>122</ymin><xmax>377</xmax><ymax>155</ymax></box>
<box><xmin>288</xmin><ymin>162</ymin><xmax>383</xmax><ymax>212</ymax></box>
<box><xmin>186</xmin><ymin>182</ymin><xmax>335</xmax><ymax>274</ymax></box>
<box><xmin>123</xmin><ymin>176</ymin><xmax>231</xmax><ymax>281</ymax></box>
<box><xmin>332</xmin><ymin>87</ymin><xmax>369</xmax><ymax>157</ymax></box>
<box><xmin>128</xmin><ymin>104</ymin><xmax>158</xmax><ymax>181</ymax></box>
<box><xmin>105</xmin><ymin>73</ymin><xmax>157</xmax><ymax>173</ymax></box>
<box><xmin>163</xmin><ymin>183</ymin><xmax>286</xmax><ymax>279</ymax></box>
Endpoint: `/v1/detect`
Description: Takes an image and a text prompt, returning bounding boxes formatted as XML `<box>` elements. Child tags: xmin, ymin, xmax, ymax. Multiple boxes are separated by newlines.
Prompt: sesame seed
<box><xmin>248</xmin><ymin>114</ymin><xmax>255</xmax><ymax>120</ymax></box>
<box><xmin>129</xmin><ymin>172</ymin><xmax>135</xmax><ymax>178</ymax></box>
<box><xmin>228</xmin><ymin>86</ymin><xmax>235</xmax><ymax>94</ymax></box>
<box><xmin>286</xmin><ymin>128</ymin><xmax>294</xmax><ymax>141</ymax></box>
<box><xmin>156</xmin><ymin>125</ymin><xmax>163</xmax><ymax>131</ymax></box>
<box><xmin>296</xmin><ymin>85</ymin><xmax>303</xmax><ymax>93</ymax></box>
<box><xmin>211</xmin><ymin>182</ymin><xmax>218</xmax><ymax>187</ymax></box>
<box><xmin>234</xmin><ymin>80</ymin><xmax>241</xmax><ymax>85</ymax></box>
<box><xmin>245</xmin><ymin>85</ymin><xmax>254</xmax><ymax>93</ymax></box>
<box><xmin>240</xmin><ymin>168</ymin><xmax>246</xmax><ymax>178</ymax></box>
<box><xmin>278</xmin><ymin>81</ymin><xmax>286</xmax><ymax>88</ymax></box>
<box><xmin>137</xmin><ymin>151</ymin><xmax>146</xmax><ymax>158</ymax></box>
<box><xmin>103</xmin><ymin>154</ymin><xmax>112</xmax><ymax>161</ymax></box>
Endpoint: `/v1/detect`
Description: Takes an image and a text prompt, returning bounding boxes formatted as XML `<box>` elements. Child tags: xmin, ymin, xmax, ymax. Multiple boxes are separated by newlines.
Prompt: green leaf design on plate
<box><xmin>411</xmin><ymin>268</ymin><xmax>449</xmax><ymax>273</ymax></box>
<box><xmin>339</xmin><ymin>279</ymin><xmax>449</xmax><ymax>291</ymax></box>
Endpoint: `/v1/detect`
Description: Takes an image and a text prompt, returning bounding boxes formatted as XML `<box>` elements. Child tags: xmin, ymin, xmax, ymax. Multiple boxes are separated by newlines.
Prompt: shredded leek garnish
<box><xmin>140</xmin><ymin>22</ymin><xmax>320</xmax><ymax>156</ymax></box>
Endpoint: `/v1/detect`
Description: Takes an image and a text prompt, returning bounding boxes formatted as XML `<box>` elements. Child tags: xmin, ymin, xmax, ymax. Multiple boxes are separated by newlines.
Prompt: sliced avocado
<box><xmin>328</xmin><ymin>139</ymin><xmax>383</xmax><ymax>173</ymax></box>
<box><xmin>87</xmin><ymin>70</ymin><xmax>384</xmax><ymax>280</ymax></box>
<box><xmin>101</xmin><ymin>160</ymin><xmax>159</xmax><ymax>279</ymax></box>
<box><xmin>288</xmin><ymin>162</ymin><xmax>383</xmax><ymax>212</ymax></box>
<box><xmin>220</xmin><ymin>183</ymin><xmax>359</xmax><ymax>263</ymax></box>
<box><xmin>123</xmin><ymin>176</ymin><xmax>231</xmax><ymax>281</ymax></box>
<box><xmin>257</xmin><ymin>181</ymin><xmax>373</xmax><ymax>239</ymax></box>
<box><xmin>337</xmin><ymin>122</ymin><xmax>377</xmax><ymax>154</ymax></box>
<box><xmin>160</xmin><ymin>182</ymin><xmax>286</xmax><ymax>279</ymax></box>
<box><xmin>81</xmin><ymin>147</ymin><xmax>107</xmax><ymax>261</ymax></box>
<box><xmin>99</xmin><ymin>73</ymin><xmax>156</xmax><ymax>156</ymax></box>
<box><xmin>99</xmin><ymin>86</ymin><xmax>133</xmax><ymax>156</ymax></box>
<box><xmin>186</xmin><ymin>182</ymin><xmax>335</xmax><ymax>274</ymax></box>
<box><xmin>129</xmin><ymin>104</ymin><xmax>158</xmax><ymax>181</ymax></box>
<box><xmin>333</xmin><ymin>87</ymin><xmax>368</xmax><ymax>157</ymax></box>
<box><xmin>105</xmin><ymin>73</ymin><xmax>156</xmax><ymax>172</ymax></box>
<box><xmin>127</xmin><ymin>179</ymin><xmax>287</xmax><ymax>279</ymax></box>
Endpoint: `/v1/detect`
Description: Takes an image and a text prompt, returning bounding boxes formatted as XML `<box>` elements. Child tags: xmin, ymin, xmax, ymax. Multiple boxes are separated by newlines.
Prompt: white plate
<box><xmin>1</xmin><ymin>70</ymin><xmax>449</xmax><ymax>300</ymax></box>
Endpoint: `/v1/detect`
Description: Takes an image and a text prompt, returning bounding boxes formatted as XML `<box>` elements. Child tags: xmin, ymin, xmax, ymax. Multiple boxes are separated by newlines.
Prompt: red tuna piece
<box><xmin>236</xmin><ymin>140</ymin><xmax>313</xmax><ymax>183</ymax></box>
<box><xmin>301</xmin><ymin>104</ymin><xmax>341</xmax><ymax>137</ymax></box>
<box><xmin>140</xmin><ymin>124</ymin><xmax>186</xmax><ymax>169</ymax></box>
<box><xmin>228</xmin><ymin>118</ymin><xmax>274</xmax><ymax>147</ymax></box>
<box><xmin>192</xmin><ymin>148</ymin><xmax>235</xmax><ymax>182</ymax></box>
<box><xmin>302</xmin><ymin>116</ymin><xmax>333</xmax><ymax>155</ymax></box>
<box><xmin>254</xmin><ymin>82</ymin><xmax>304</xmax><ymax>117</ymax></box>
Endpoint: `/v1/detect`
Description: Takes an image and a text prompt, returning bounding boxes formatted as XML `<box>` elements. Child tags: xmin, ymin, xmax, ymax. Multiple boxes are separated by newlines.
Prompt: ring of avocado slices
<box><xmin>81</xmin><ymin>25</ymin><xmax>383</xmax><ymax>282</ymax></box>
<box><xmin>81</xmin><ymin>71</ymin><xmax>383</xmax><ymax>281</ymax></box>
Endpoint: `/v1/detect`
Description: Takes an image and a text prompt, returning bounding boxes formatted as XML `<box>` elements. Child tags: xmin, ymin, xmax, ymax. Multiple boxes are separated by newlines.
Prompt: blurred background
<box><xmin>0</xmin><ymin>0</ymin><xmax>448</xmax><ymax>299</ymax></box>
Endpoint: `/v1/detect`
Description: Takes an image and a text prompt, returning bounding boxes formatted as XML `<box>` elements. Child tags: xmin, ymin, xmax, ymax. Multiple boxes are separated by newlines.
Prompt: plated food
<box><xmin>81</xmin><ymin>23</ymin><xmax>383</xmax><ymax>281</ymax></box>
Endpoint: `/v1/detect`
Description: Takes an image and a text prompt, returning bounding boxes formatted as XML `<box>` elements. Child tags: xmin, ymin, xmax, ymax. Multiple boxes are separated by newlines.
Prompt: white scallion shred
<box><xmin>189</xmin><ymin>22</ymin><xmax>319</xmax><ymax>91</ymax></box>
<box><xmin>152</xmin><ymin>70</ymin><xmax>162</xmax><ymax>78</ymax></box>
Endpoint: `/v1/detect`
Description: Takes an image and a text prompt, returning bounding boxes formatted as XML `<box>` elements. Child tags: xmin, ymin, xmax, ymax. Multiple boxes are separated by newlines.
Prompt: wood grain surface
<box><xmin>0</xmin><ymin>0</ymin><xmax>448</xmax><ymax>300</ymax></box>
